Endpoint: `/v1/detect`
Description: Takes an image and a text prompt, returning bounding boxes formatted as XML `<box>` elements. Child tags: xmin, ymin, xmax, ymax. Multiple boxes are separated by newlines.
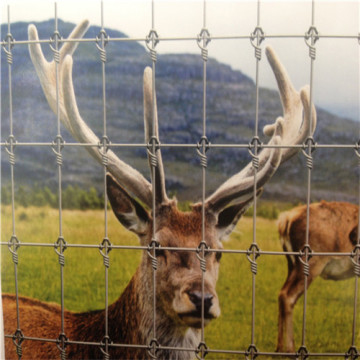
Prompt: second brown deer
<box><xmin>276</xmin><ymin>201</ymin><xmax>359</xmax><ymax>353</ymax></box>
<box><xmin>3</xmin><ymin>20</ymin><xmax>316</xmax><ymax>359</ymax></box>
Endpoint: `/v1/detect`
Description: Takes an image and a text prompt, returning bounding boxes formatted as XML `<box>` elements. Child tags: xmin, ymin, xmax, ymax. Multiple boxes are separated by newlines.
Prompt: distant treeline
<box><xmin>1</xmin><ymin>184</ymin><xmax>289</xmax><ymax>219</ymax></box>
<box><xmin>1</xmin><ymin>185</ymin><xmax>105</xmax><ymax>210</ymax></box>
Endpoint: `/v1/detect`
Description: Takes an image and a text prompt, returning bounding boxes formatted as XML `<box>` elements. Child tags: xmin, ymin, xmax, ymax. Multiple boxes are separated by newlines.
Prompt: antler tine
<box><xmin>62</xmin><ymin>56</ymin><xmax>153</xmax><ymax>206</ymax></box>
<box><xmin>28</xmin><ymin>21</ymin><xmax>153</xmax><ymax>207</ymax></box>
<box><xmin>205</xmin><ymin>46</ymin><xmax>317</xmax><ymax>213</ymax></box>
<box><xmin>28</xmin><ymin>20</ymin><xmax>90</xmax><ymax>134</ymax></box>
<box><xmin>143</xmin><ymin>67</ymin><xmax>169</xmax><ymax>205</ymax></box>
<box><xmin>265</xmin><ymin>46</ymin><xmax>297</xmax><ymax>112</ymax></box>
<box><xmin>205</xmin><ymin>121</ymin><xmax>283</xmax><ymax>212</ymax></box>
<box><xmin>264</xmin><ymin>46</ymin><xmax>317</xmax><ymax>163</ymax></box>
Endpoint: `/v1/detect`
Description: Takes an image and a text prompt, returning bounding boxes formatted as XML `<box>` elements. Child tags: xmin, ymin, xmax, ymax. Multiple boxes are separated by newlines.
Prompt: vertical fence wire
<box><xmin>3</xmin><ymin>5</ymin><xmax>24</xmax><ymax>359</ymax></box>
<box><xmin>96</xmin><ymin>2</ymin><xmax>111</xmax><ymax>359</ymax></box>
<box><xmin>349</xmin><ymin>29</ymin><xmax>360</xmax><ymax>360</ymax></box>
<box><xmin>245</xmin><ymin>1</ymin><xmax>263</xmax><ymax>358</ymax></box>
<box><xmin>299</xmin><ymin>0</ymin><xmax>317</xmax><ymax>357</ymax></box>
<box><xmin>196</xmin><ymin>1</ymin><xmax>210</xmax><ymax>359</ymax></box>
<box><xmin>147</xmin><ymin>0</ymin><xmax>159</xmax><ymax>357</ymax></box>
<box><xmin>350</xmin><ymin>113</ymin><xmax>360</xmax><ymax>358</ymax></box>
<box><xmin>50</xmin><ymin>4</ymin><xmax>68</xmax><ymax>359</ymax></box>
<box><xmin>196</xmin><ymin>0</ymin><xmax>210</xmax><ymax>260</ymax></box>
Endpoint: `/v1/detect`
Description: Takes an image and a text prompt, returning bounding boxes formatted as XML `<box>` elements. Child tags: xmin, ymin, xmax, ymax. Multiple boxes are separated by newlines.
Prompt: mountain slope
<box><xmin>1</xmin><ymin>20</ymin><xmax>359</xmax><ymax>203</ymax></box>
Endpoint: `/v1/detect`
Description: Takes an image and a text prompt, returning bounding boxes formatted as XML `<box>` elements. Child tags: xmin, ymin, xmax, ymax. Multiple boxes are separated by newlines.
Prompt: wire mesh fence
<box><xmin>1</xmin><ymin>0</ymin><xmax>360</xmax><ymax>359</ymax></box>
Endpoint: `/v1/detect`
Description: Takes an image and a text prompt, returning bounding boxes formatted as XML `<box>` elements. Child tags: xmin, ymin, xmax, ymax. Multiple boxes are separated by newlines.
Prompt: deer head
<box><xmin>28</xmin><ymin>20</ymin><xmax>316</xmax><ymax>330</ymax></box>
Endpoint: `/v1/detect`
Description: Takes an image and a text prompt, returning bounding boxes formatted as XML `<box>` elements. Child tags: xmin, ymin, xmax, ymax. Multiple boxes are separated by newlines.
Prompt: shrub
<box><xmin>1</xmin><ymin>184</ymin><xmax>104</xmax><ymax>210</ymax></box>
<box><xmin>18</xmin><ymin>211</ymin><xmax>29</xmax><ymax>221</ymax></box>
<box><xmin>245</xmin><ymin>202</ymin><xmax>280</xmax><ymax>220</ymax></box>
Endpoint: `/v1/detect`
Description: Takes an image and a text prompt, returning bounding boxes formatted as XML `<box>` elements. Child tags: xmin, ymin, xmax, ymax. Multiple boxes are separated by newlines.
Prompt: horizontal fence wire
<box><xmin>2</xmin><ymin>242</ymin><xmax>360</xmax><ymax>257</ymax></box>
<box><xmin>1</xmin><ymin>33</ymin><xmax>360</xmax><ymax>47</ymax></box>
<box><xmin>1</xmin><ymin>142</ymin><xmax>360</xmax><ymax>149</ymax></box>
<box><xmin>1</xmin><ymin>0</ymin><xmax>360</xmax><ymax>359</ymax></box>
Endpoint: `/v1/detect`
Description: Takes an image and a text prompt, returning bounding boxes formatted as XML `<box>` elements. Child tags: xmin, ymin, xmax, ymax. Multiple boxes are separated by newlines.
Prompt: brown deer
<box><xmin>3</xmin><ymin>20</ymin><xmax>316</xmax><ymax>359</ymax></box>
<box><xmin>276</xmin><ymin>201</ymin><xmax>359</xmax><ymax>353</ymax></box>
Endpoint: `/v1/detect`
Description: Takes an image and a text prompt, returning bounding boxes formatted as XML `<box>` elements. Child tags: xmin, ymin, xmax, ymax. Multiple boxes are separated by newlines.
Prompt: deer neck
<box><xmin>110</xmin><ymin>265</ymin><xmax>201</xmax><ymax>359</ymax></box>
<box><xmin>71</xmin><ymin>262</ymin><xmax>200</xmax><ymax>359</ymax></box>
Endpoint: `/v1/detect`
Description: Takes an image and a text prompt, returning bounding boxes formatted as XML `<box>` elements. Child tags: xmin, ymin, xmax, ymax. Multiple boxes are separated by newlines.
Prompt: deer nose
<box><xmin>188</xmin><ymin>291</ymin><xmax>213</xmax><ymax>314</ymax></box>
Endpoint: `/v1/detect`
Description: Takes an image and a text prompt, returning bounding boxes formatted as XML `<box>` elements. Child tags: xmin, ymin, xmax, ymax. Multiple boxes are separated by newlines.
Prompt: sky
<box><xmin>1</xmin><ymin>0</ymin><xmax>359</xmax><ymax>121</ymax></box>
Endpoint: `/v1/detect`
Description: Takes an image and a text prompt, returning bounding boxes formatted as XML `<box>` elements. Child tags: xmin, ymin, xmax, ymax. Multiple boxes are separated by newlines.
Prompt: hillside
<box><xmin>1</xmin><ymin>20</ymin><xmax>359</xmax><ymax>204</ymax></box>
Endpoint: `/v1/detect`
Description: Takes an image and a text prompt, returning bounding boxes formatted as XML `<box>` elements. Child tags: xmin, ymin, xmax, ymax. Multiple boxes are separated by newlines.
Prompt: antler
<box><xmin>143</xmin><ymin>67</ymin><xmax>169</xmax><ymax>205</ymax></box>
<box><xmin>29</xmin><ymin>20</ymin><xmax>316</xmax><ymax>213</ymax></box>
<box><xmin>206</xmin><ymin>45</ymin><xmax>317</xmax><ymax>213</ymax></box>
<box><xmin>28</xmin><ymin>21</ymin><xmax>153</xmax><ymax>207</ymax></box>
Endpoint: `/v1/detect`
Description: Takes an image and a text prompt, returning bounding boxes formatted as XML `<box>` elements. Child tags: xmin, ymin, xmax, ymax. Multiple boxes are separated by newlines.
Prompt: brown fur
<box><xmin>4</xmin><ymin>276</ymin><xmax>148</xmax><ymax>359</ymax></box>
<box><xmin>3</xmin><ymin>188</ymin><xmax>227</xmax><ymax>359</ymax></box>
<box><xmin>276</xmin><ymin>201</ymin><xmax>358</xmax><ymax>353</ymax></box>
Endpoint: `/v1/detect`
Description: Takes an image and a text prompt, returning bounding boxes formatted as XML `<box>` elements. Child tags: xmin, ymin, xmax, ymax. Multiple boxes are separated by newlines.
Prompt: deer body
<box><xmin>276</xmin><ymin>201</ymin><xmax>358</xmax><ymax>353</ymax></box>
<box><xmin>4</xmin><ymin>203</ymin><xmax>220</xmax><ymax>360</ymax></box>
<box><xmin>4</xmin><ymin>275</ymin><xmax>198</xmax><ymax>360</ymax></box>
<box><xmin>3</xmin><ymin>20</ymin><xmax>317</xmax><ymax>359</ymax></box>
<box><xmin>4</xmin><ymin>272</ymin><xmax>201</xmax><ymax>360</ymax></box>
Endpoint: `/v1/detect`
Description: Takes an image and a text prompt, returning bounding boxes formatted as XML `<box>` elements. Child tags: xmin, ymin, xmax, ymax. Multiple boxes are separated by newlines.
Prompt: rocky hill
<box><xmin>1</xmin><ymin>20</ymin><xmax>359</xmax><ymax>204</ymax></box>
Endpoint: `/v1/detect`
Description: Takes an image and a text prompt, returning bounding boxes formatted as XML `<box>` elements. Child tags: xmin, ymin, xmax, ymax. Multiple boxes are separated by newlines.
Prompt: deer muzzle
<box><xmin>173</xmin><ymin>286</ymin><xmax>220</xmax><ymax>328</ymax></box>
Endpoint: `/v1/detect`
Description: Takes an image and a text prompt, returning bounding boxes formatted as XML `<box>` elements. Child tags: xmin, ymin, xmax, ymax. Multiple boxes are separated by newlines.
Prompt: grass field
<box><xmin>2</xmin><ymin>205</ymin><xmax>359</xmax><ymax>358</ymax></box>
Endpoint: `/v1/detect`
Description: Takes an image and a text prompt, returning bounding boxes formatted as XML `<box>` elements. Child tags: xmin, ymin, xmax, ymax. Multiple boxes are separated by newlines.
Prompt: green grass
<box><xmin>1</xmin><ymin>206</ymin><xmax>140</xmax><ymax>311</ymax></box>
<box><xmin>2</xmin><ymin>206</ymin><xmax>359</xmax><ymax>358</ymax></box>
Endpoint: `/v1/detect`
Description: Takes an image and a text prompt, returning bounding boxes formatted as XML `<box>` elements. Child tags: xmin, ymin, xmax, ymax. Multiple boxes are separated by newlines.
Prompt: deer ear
<box><xmin>107</xmin><ymin>174</ymin><xmax>150</xmax><ymax>238</ymax></box>
<box><xmin>215</xmin><ymin>189</ymin><xmax>263</xmax><ymax>241</ymax></box>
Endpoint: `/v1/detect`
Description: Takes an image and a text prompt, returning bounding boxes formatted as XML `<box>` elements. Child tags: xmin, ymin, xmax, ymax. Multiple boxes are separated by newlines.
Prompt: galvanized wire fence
<box><xmin>1</xmin><ymin>0</ymin><xmax>360</xmax><ymax>359</ymax></box>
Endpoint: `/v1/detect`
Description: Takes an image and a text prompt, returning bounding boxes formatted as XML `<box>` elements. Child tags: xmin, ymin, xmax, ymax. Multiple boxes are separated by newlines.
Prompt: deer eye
<box><xmin>215</xmin><ymin>251</ymin><xmax>222</xmax><ymax>262</ymax></box>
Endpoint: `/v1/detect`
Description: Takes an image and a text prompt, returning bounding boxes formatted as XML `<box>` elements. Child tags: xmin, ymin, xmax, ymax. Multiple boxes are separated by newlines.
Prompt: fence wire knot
<box><xmin>248</xmin><ymin>136</ymin><xmax>262</xmax><ymax>169</ymax></box>
<box><xmin>247</xmin><ymin>244</ymin><xmax>260</xmax><ymax>275</ymax></box>
<box><xmin>96</xmin><ymin>29</ymin><xmax>109</xmax><ymax>63</ymax></box>
<box><xmin>250</xmin><ymin>27</ymin><xmax>265</xmax><ymax>61</ymax></box>
<box><xmin>100</xmin><ymin>335</ymin><xmax>112</xmax><ymax>360</ymax></box>
<box><xmin>299</xmin><ymin>244</ymin><xmax>312</xmax><ymax>277</ymax></box>
<box><xmin>5</xmin><ymin>135</ymin><xmax>17</xmax><ymax>166</ymax></box>
<box><xmin>305</xmin><ymin>26</ymin><xmax>319</xmax><ymax>60</ymax></box>
<box><xmin>354</xmin><ymin>140</ymin><xmax>360</xmax><ymax>159</ymax></box>
<box><xmin>351</xmin><ymin>244</ymin><xmax>360</xmax><ymax>277</ymax></box>
<box><xmin>196</xmin><ymin>242</ymin><xmax>209</xmax><ymax>272</ymax></box>
<box><xmin>54</xmin><ymin>237</ymin><xmax>67</xmax><ymax>267</ymax></box>
<box><xmin>2</xmin><ymin>33</ymin><xmax>15</xmax><ymax>64</ymax></box>
<box><xmin>197</xmin><ymin>28</ymin><xmax>211</xmax><ymax>62</ymax></box>
<box><xmin>302</xmin><ymin>136</ymin><xmax>316</xmax><ymax>170</ymax></box>
<box><xmin>197</xmin><ymin>136</ymin><xmax>210</xmax><ymax>168</ymax></box>
<box><xmin>56</xmin><ymin>333</ymin><xmax>68</xmax><ymax>360</ymax></box>
<box><xmin>147</xmin><ymin>240</ymin><xmax>160</xmax><ymax>270</ymax></box>
<box><xmin>146</xmin><ymin>29</ymin><xmax>159</xmax><ymax>62</ymax></box>
<box><xmin>50</xmin><ymin>30</ymin><xmax>62</xmax><ymax>63</ymax></box>
<box><xmin>296</xmin><ymin>345</ymin><xmax>309</xmax><ymax>360</ymax></box>
<box><xmin>147</xmin><ymin>136</ymin><xmax>160</xmax><ymax>168</ymax></box>
<box><xmin>52</xmin><ymin>135</ymin><xmax>65</xmax><ymax>167</ymax></box>
<box><xmin>245</xmin><ymin>344</ymin><xmax>258</xmax><ymax>360</ymax></box>
<box><xmin>98</xmin><ymin>136</ymin><xmax>110</xmax><ymax>167</ymax></box>
<box><xmin>148</xmin><ymin>338</ymin><xmax>160</xmax><ymax>359</ymax></box>
<box><xmin>8</xmin><ymin>235</ymin><xmax>20</xmax><ymax>265</ymax></box>
<box><xmin>301</xmin><ymin>151</ymin><xmax>313</xmax><ymax>170</ymax></box>
<box><xmin>346</xmin><ymin>346</ymin><xmax>359</xmax><ymax>360</ymax></box>
<box><xmin>195</xmin><ymin>341</ymin><xmax>208</xmax><ymax>359</ymax></box>
<box><xmin>99</xmin><ymin>238</ymin><xmax>112</xmax><ymax>268</ymax></box>
<box><xmin>147</xmin><ymin>150</ymin><xmax>158</xmax><ymax>168</ymax></box>
<box><xmin>12</xmin><ymin>329</ymin><xmax>24</xmax><ymax>358</ymax></box>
